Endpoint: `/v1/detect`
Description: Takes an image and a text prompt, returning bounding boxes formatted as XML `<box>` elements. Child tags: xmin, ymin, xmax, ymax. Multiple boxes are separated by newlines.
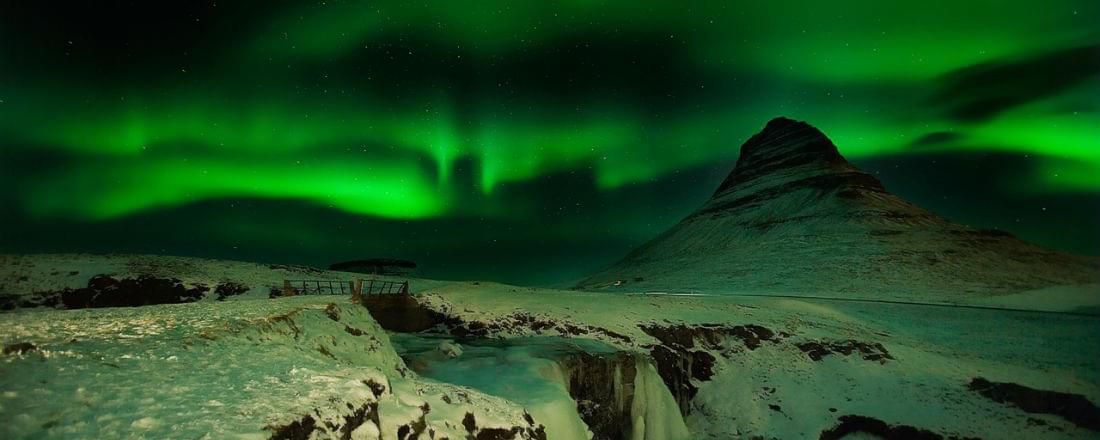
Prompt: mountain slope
<box><xmin>577</xmin><ymin>117</ymin><xmax>1099</xmax><ymax>303</ymax></box>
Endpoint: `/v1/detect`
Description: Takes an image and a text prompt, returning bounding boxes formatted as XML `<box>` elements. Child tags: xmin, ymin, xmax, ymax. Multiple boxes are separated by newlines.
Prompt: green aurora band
<box><xmin>0</xmin><ymin>0</ymin><xmax>1098</xmax><ymax>280</ymax></box>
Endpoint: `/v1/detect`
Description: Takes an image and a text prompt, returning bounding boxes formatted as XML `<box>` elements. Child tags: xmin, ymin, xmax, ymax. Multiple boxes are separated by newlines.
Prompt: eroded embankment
<box><xmin>246</xmin><ymin>304</ymin><xmax>549</xmax><ymax>440</ymax></box>
<box><xmin>413</xmin><ymin>298</ymin><xmax>978</xmax><ymax>440</ymax></box>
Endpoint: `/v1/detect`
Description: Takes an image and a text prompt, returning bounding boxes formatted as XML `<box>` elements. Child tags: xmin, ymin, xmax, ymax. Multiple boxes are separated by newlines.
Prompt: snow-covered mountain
<box><xmin>578</xmin><ymin>117</ymin><xmax>1100</xmax><ymax>303</ymax></box>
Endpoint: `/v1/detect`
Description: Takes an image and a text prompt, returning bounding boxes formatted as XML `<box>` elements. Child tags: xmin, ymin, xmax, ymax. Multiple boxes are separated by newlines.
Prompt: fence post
<box><xmin>351</xmin><ymin>279</ymin><xmax>364</xmax><ymax>304</ymax></box>
<box><xmin>282</xmin><ymin>280</ymin><xmax>295</xmax><ymax>297</ymax></box>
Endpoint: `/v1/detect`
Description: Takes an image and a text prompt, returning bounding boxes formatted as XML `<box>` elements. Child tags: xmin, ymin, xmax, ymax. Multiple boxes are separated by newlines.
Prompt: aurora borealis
<box><xmin>1</xmin><ymin>1</ymin><xmax>1098</xmax><ymax>283</ymax></box>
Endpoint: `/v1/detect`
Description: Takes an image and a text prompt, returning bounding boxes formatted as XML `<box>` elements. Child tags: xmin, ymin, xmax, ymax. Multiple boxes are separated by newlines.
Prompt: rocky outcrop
<box><xmin>461</xmin><ymin>412</ymin><xmax>547</xmax><ymax>440</ymax></box>
<box><xmin>559</xmin><ymin>351</ymin><xmax>639</xmax><ymax>440</ymax></box>
<box><xmin>557</xmin><ymin>351</ymin><xmax>689</xmax><ymax>440</ymax></box>
<box><xmin>428</xmin><ymin>310</ymin><xmax>632</xmax><ymax>344</ymax></box>
<box><xmin>796</xmin><ymin>340</ymin><xmax>894</xmax><ymax>364</ymax></box>
<box><xmin>639</xmin><ymin>324</ymin><xmax>781</xmax><ymax>415</ymax></box>
<box><xmin>214</xmin><ymin>281</ymin><xmax>250</xmax><ymax>301</ymax></box>
<box><xmin>0</xmin><ymin>275</ymin><xmax>210</xmax><ymax>310</ymax></box>
<box><xmin>819</xmin><ymin>415</ymin><xmax>973</xmax><ymax>440</ymax></box>
<box><xmin>969</xmin><ymin>377</ymin><xmax>1100</xmax><ymax>431</ymax></box>
<box><xmin>577</xmin><ymin>117</ymin><xmax>1100</xmax><ymax>301</ymax></box>
<box><xmin>59</xmin><ymin>275</ymin><xmax>209</xmax><ymax>308</ymax></box>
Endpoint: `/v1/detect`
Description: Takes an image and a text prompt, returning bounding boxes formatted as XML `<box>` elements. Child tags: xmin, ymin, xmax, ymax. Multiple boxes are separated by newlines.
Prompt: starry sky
<box><xmin>1</xmin><ymin>1</ymin><xmax>1098</xmax><ymax>284</ymax></box>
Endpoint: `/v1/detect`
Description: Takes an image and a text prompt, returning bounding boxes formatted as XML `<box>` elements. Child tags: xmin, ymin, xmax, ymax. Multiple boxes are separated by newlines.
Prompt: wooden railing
<box><xmin>281</xmin><ymin>279</ymin><xmax>410</xmax><ymax>296</ymax></box>
<box><xmin>363</xmin><ymin>279</ymin><xmax>409</xmax><ymax>295</ymax></box>
<box><xmin>284</xmin><ymin>279</ymin><xmax>354</xmax><ymax>295</ymax></box>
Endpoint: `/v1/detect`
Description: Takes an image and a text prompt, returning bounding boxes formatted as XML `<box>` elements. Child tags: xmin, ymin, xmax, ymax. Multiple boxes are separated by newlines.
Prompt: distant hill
<box><xmin>330</xmin><ymin>258</ymin><xmax>418</xmax><ymax>276</ymax></box>
<box><xmin>577</xmin><ymin>117</ymin><xmax>1100</xmax><ymax>304</ymax></box>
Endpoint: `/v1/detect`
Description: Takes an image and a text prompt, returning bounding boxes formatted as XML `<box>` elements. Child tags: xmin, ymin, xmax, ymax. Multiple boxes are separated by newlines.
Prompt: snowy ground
<box><xmin>415</xmin><ymin>281</ymin><xmax>1100</xmax><ymax>439</ymax></box>
<box><xmin>2</xmin><ymin>254</ymin><xmax>1099</xmax><ymax>439</ymax></box>
<box><xmin>0</xmin><ymin>253</ymin><xmax>401</xmax><ymax>303</ymax></box>
<box><xmin>0</xmin><ymin>295</ymin><xmax>544</xmax><ymax>439</ymax></box>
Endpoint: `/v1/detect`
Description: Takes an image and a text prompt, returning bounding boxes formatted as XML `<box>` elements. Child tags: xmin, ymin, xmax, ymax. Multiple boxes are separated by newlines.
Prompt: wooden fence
<box><xmin>362</xmin><ymin>279</ymin><xmax>410</xmax><ymax>295</ymax></box>
<box><xmin>282</xmin><ymin>279</ymin><xmax>409</xmax><ymax>296</ymax></box>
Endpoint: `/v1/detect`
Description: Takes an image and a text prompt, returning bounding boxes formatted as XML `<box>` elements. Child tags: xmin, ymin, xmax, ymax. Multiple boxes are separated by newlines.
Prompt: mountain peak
<box><xmin>578</xmin><ymin>117</ymin><xmax>1100</xmax><ymax>301</ymax></box>
<box><xmin>714</xmin><ymin>117</ymin><xmax>859</xmax><ymax>196</ymax></box>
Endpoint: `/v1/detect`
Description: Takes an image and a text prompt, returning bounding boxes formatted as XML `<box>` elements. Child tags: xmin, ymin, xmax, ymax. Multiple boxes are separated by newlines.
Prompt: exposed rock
<box><xmin>968</xmin><ymin>377</ymin><xmax>1100</xmax><ymax>431</ymax></box>
<box><xmin>434</xmin><ymin>310</ymin><xmax>631</xmax><ymax>345</ymax></box>
<box><xmin>337</xmin><ymin>403</ymin><xmax>379</xmax><ymax>440</ymax></box>
<box><xmin>57</xmin><ymin>275</ymin><xmax>208</xmax><ymax>309</ymax></box>
<box><xmin>268</xmin><ymin>414</ymin><xmax>317</xmax><ymax>440</ymax></box>
<box><xmin>818</xmin><ymin>415</ymin><xmax>961</xmax><ymax>440</ymax></box>
<box><xmin>214</xmin><ymin>281</ymin><xmax>249</xmax><ymax>301</ymax></box>
<box><xmin>461</xmin><ymin>412</ymin><xmax>546</xmax><ymax>440</ymax></box>
<box><xmin>636</xmin><ymin>323</ymin><xmax>782</xmax><ymax>415</ymax></box>
<box><xmin>3</xmin><ymin>341</ymin><xmax>37</xmax><ymax>355</ymax></box>
<box><xmin>344</xmin><ymin>325</ymin><xmax>365</xmax><ymax>336</ymax></box>
<box><xmin>796</xmin><ymin>340</ymin><xmax>894</xmax><ymax>363</ymax></box>
<box><xmin>560</xmin><ymin>351</ymin><xmax>639</xmax><ymax>440</ymax></box>
<box><xmin>640</xmin><ymin>323</ymin><xmax>777</xmax><ymax>351</ymax></box>
<box><xmin>648</xmin><ymin>344</ymin><xmax>699</xmax><ymax>414</ymax></box>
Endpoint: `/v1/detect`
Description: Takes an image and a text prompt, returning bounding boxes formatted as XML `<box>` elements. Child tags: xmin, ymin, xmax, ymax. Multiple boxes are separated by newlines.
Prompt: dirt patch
<box><xmin>969</xmin><ymin>377</ymin><xmax>1100</xmax><ymax>431</ymax></box>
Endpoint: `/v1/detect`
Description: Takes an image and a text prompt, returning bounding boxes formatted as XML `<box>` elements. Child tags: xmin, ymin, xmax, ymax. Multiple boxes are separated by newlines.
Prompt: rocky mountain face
<box><xmin>578</xmin><ymin>117</ymin><xmax>1099</xmax><ymax>302</ymax></box>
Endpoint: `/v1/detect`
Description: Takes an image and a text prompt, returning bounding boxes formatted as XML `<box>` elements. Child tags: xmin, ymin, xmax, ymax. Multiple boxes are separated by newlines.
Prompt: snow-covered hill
<box><xmin>578</xmin><ymin>117</ymin><xmax>1100</xmax><ymax>304</ymax></box>
<box><xmin>0</xmin><ymin>295</ymin><xmax>545</xmax><ymax>439</ymax></box>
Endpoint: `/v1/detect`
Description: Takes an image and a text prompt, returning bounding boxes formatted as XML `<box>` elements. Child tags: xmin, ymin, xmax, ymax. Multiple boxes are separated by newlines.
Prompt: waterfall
<box><xmin>627</xmin><ymin>359</ymin><xmax>691</xmax><ymax>440</ymax></box>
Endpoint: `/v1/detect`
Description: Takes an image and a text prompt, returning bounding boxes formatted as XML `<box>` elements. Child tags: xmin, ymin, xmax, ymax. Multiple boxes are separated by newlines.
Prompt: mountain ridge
<box><xmin>577</xmin><ymin>117</ymin><xmax>1100</xmax><ymax>303</ymax></box>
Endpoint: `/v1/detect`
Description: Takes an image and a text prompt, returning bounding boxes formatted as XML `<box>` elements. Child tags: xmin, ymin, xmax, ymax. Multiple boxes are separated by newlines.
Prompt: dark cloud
<box><xmin>908</xmin><ymin>131</ymin><xmax>963</xmax><ymax>148</ymax></box>
<box><xmin>853</xmin><ymin>152</ymin><xmax>1100</xmax><ymax>256</ymax></box>
<box><xmin>930</xmin><ymin>44</ymin><xmax>1100</xmax><ymax>121</ymax></box>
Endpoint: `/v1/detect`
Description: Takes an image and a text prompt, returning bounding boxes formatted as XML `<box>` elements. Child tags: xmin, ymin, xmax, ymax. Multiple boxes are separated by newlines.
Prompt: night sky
<box><xmin>1</xmin><ymin>1</ymin><xmax>1098</xmax><ymax>285</ymax></box>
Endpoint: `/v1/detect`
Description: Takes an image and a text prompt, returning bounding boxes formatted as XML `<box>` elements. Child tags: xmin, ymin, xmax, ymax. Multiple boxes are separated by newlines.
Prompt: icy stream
<box><xmin>389</xmin><ymin>333</ymin><xmax>689</xmax><ymax>440</ymax></box>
